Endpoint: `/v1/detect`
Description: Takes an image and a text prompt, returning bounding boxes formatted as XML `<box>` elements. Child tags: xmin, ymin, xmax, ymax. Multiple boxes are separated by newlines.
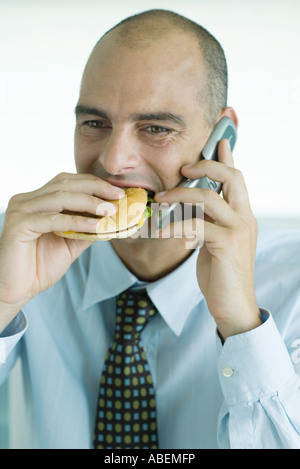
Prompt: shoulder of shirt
<box><xmin>256</xmin><ymin>223</ymin><xmax>300</xmax><ymax>266</ymax></box>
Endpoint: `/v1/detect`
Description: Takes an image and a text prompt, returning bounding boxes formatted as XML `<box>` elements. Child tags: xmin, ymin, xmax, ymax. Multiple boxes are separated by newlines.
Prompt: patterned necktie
<box><xmin>93</xmin><ymin>289</ymin><xmax>159</xmax><ymax>449</ymax></box>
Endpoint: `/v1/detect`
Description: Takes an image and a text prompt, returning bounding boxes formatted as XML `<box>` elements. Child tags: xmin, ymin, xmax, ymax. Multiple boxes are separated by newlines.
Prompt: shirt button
<box><xmin>222</xmin><ymin>366</ymin><xmax>234</xmax><ymax>378</ymax></box>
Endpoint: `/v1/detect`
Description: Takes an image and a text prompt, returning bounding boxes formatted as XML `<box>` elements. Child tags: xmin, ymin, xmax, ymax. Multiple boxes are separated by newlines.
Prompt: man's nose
<box><xmin>98</xmin><ymin>127</ymin><xmax>141</xmax><ymax>176</ymax></box>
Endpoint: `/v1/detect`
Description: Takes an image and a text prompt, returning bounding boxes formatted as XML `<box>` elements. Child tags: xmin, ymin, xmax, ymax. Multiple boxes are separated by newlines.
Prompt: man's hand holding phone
<box><xmin>155</xmin><ymin>138</ymin><xmax>262</xmax><ymax>341</ymax></box>
<box><xmin>0</xmin><ymin>173</ymin><xmax>125</xmax><ymax>333</ymax></box>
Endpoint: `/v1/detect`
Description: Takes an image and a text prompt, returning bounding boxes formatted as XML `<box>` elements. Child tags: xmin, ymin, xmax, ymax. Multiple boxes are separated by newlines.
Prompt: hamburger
<box><xmin>54</xmin><ymin>187</ymin><xmax>152</xmax><ymax>241</ymax></box>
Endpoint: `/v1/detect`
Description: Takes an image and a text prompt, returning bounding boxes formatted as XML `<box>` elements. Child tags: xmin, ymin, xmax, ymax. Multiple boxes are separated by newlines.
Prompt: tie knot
<box><xmin>115</xmin><ymin>290</ymin><xmax>157</xmax><ymax>343</ymax></box>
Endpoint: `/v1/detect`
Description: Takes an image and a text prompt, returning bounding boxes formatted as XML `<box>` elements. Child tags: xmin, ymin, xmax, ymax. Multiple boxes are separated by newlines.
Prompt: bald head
<box><xmin>89</xmin><ymin>10</ymin><xmax>228</xmax><ymax>127</ymax></box>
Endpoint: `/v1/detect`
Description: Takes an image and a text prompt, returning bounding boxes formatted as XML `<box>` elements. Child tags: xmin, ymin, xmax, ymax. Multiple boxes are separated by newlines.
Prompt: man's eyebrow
<box><xmin>75</xmin><ymin>105</ymin><xmax>109</xmax><ymax>119</ymax></box>
<box><xmin>131</xmin><ymin>112</ymin><xmax>186</xmax><ymax>128</ymax></box>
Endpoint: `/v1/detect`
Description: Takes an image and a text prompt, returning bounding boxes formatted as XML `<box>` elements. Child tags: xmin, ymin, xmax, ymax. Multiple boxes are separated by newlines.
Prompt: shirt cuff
<box><xmin>217</xmin><ymin>309</ymin><xmax>295</xmax><ymax>406</ymax></box>
<box><xmin>0</xmin><ymin>310</ymin><xmax>27</xmax><ymax>363</ymax></box>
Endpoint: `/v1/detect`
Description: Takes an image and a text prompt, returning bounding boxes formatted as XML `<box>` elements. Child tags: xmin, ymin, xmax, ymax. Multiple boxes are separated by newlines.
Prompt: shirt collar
<box><xmin>81</xmin><ymin>241</ymin><xmax>203</xmax><ymax>336</ymax></box>
<box><xmin>146</xmin><ymin>249</ymin><xmax>203</xmax><ymax>336</ymax></box>
<box><xmin>81</xmin><ymin>241</ymin><xmax>137</xmax><ymax>310</ymax></box>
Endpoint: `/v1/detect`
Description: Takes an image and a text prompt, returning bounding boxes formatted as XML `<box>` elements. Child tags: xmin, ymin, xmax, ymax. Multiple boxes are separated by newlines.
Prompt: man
<box><xmin>0</xmin><ymin>9</ymin><xmax>300</xmax><ymax>449</ymax></box>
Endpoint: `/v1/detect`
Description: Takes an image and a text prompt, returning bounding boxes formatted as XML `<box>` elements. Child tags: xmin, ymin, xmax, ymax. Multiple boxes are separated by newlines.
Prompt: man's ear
<box><xmin>218</xmin><ymin>107</ymin><xmax>239</xmax><ymax>129</ymax></box>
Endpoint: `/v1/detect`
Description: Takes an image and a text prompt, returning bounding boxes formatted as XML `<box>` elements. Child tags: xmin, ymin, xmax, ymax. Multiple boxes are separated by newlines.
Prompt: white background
<box><xmin>0</xmin><ymin>0</ymin><xmax>300</xmax><ymax>221</ymax></box>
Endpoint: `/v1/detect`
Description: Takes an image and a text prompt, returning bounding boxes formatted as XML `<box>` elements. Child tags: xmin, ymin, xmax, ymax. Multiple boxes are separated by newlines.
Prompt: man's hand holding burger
<box><xmin>0</xmin><ymin>173</ymin><xmax>125</xmax><ymax>333</ymax></box>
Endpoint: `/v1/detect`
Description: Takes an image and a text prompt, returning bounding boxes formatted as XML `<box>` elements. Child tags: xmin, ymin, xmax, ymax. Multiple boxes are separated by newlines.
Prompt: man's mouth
<box><xmin>146</xmin><ymin>190</ymin><xmax>155</xmax><ymax>201</ymax></box>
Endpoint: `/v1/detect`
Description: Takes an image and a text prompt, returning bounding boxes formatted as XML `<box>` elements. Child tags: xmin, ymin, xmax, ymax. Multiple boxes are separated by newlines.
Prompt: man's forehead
<box><xmin>79</xmin><ymin>29</ymin><xmax>206</xmax><ymax>122</ymax></box>
<box><xmin>84</xmin><ymin>27</ymin><xmax>203</xmax><ymax>77</ymax></box>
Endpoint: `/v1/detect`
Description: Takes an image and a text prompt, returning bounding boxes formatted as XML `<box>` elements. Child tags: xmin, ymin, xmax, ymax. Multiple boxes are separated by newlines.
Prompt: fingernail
<box><xmin>155</xmin><ymin>191</ymin><xmax>167</xmax><ymax>198</ymax></box>
<box><xmin>112</xmin><ymin>187</ymin><xmax>126</xmax><ymax>197</ymax></box>
<box><xmin>87</xmin><ymin>217</ymin><xmax>99</xmax><ymax>224</ymax></box>
<box><xmin>96</xmin><ymin>202</ymin><xmax>117</xmax><ymax>216</ymax></box>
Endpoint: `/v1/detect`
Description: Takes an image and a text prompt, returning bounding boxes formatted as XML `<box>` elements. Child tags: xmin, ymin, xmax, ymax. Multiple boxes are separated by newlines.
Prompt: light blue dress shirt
<box><xmin>1</xmin><ymin>218</ymin><xmax>300</xmax><ymax>449</ymax></box>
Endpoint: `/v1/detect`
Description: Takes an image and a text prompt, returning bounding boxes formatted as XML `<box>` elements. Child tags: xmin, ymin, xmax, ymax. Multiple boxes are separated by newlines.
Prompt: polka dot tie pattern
<box><xmin>93</xmin><ymin>290</ymin><xmax>159</xmax><ymax>449</ymax></box>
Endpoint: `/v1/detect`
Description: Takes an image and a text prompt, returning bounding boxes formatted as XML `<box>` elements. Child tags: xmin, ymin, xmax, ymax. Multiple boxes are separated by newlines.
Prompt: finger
<box><xmin>217</xmin><ymin>138</ymin><xmax>235</xmax><ymax>168</ymax></box>
<box><xmin>181</xmin><ymin>159</ymin><xmax>251</xmax><ymax>213</ymax></box>
<box><xmin>63</xmin><ymin>237</ymin><xmax>95</xmax><ymax>262</ymax></box>
<box><xmin>17</xmin><ymin>212</ymin><xmax>101</xmax><ymax>241</ymax></box>
<box><xmin>19</xmin><ymin>173</ymin><xmax>126</xmax><ymax>202</ymax></box>
<box><xmin>46</xmin><ymin>173</ymin><xmax>126</xmax><ymax>199</ymax></box>
<box><xmin>155</xmin><ymin>187</ymin><xmax>238</xmax><ymax>227</ymax></box>
<box><xmin>19</xmin><ymin>191</ymin><xmax>118</xmax><ymax>217</ymax></box>
<box><xmin>157</xmin><ymin>217</ymin><xmax>223</xmax><ymax>247</ymax></box>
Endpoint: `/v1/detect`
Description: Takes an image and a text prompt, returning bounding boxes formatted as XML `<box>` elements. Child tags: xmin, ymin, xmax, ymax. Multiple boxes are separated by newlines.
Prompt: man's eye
<box><xmin>83</xmin><ymin>120</ymin><xmax>109</xmax><ymax>129</ymax></box>
<box><xmin>147</xmin><ymin>125</ymin><xmax>171</xmax><ymax>134</ymax></box>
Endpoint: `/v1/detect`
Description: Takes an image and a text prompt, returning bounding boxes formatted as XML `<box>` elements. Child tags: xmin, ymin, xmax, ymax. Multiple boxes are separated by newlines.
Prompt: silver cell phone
<box><xmin>157</xmin><ymin>116</ymin><xmax>237</xmax><ymax>229</ymax></box>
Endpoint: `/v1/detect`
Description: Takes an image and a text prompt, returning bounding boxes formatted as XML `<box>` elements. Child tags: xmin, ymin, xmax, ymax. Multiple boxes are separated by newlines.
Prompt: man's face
<box><xmin>74</xmin><ymin>32</ymin><xmax>211</xmax><ymax>195</ymax></box>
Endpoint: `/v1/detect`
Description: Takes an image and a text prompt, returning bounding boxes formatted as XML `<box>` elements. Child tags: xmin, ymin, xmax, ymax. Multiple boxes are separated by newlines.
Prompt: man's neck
<box><xmin>111</xmin><ymin>237</ymin><xmax>198</xmax><ymax>282</ymax></box>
